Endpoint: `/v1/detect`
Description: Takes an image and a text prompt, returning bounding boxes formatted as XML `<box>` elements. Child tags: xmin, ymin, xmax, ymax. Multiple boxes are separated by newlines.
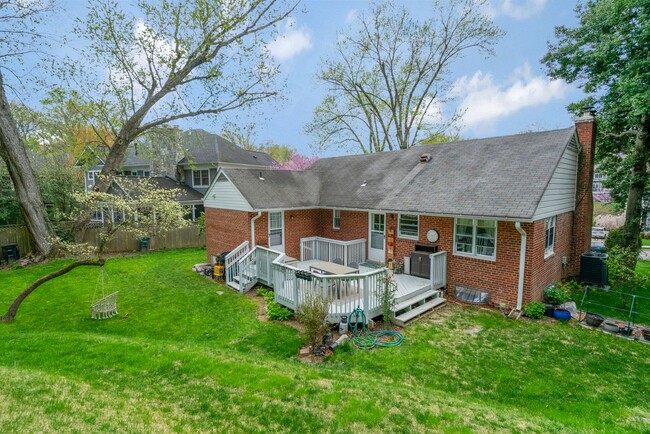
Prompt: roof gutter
<box><xmin>514</xmin><ymin>222</ymin><xmax>527</xmax><ymax>311</ymax></box>
<box><xmin>250</xmin><ymin>212</ymin><xmax>262</xmax><ymax>247</ymax></box>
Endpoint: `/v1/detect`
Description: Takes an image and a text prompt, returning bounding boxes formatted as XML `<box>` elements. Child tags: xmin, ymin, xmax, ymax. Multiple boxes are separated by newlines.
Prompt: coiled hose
<box><xmin>348</xmin><ymin>307</ymin><xmax>403</xmax><ymax>350</ymax></box>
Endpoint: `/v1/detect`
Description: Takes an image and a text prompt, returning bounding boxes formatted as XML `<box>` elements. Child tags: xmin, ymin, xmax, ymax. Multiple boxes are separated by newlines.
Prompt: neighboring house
<box><xmin>92</xmin><ymin>176</ymin><xmax>205</xmax><ymax>223</ymax></box>
<box><xmin>76</xmin><ymin>130</ymin><xmax>276</xmax><ymax>220</ymax></box>
<box><xmin>593</xmin><ymin>167</ymin><xmax>612</xmax><ymax>203</ymax></box>
<box><xmin>176</xmin><ymin>129</ymin><xmax>277</xmax><ymax>195</ymax></box>
<box><xmin>203</xmin><ymin>112</ymin><xmax>596</xmax><ymax>317</ymax></box>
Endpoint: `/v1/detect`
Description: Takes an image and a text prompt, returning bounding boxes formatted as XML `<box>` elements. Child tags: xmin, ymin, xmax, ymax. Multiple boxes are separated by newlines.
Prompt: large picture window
<box><xmin>398</xmin><ymin>214</ymin><xmax>419</xmax><ymax>239</ymax></box>
<box><xmin>192</xmin><ymin>169</ymin><xmax>210</xmax><ymax>187</ymax></box>
<box><xmin>453</xmin><ymin>218</ymin><xmax>497</xmax><ymax>259</ymax></box>
<box><xmin>545</xmin><ymin>216</ymin><xmax>556</xmax><ymax>257</ymax></box>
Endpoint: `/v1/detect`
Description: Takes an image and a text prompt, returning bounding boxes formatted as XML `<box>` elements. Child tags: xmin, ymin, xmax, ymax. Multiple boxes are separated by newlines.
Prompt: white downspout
<box><xmin>515</xmin><ymin>222</ymin><xmax>527</xmax><ymax>311</ymax></box>
<box><xmin>250</xmin><ymin>212</ymin><xmax>262</xmax><ymax>247</ymax></box>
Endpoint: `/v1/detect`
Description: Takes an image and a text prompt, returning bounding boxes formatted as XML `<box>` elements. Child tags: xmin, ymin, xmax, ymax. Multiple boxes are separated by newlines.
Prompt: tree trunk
<box><xmin>0</xmin><ymin>258</ymin><xmax>104</xmax><ymax>323</ymax></box>
<box><xmin>0</xmin><ymin>71</ymin><xmax>52</xmax><ymax>260</ymax></box>
<box><xmin>622</xmin><ymin>115</ymin><xmax>650</xmax><ymax>255</ymax></box>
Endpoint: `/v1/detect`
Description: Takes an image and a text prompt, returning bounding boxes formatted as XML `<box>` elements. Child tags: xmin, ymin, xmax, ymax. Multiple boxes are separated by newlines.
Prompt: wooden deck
<box><xmin>295</xmin><ymin>260</ymin><xmax>431</xmax><ymax>304</ymax></box>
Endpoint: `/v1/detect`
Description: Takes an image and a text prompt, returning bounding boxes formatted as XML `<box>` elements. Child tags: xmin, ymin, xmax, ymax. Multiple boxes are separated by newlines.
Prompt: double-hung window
<box><xmin>453</xmin><ymin>218</ymin><xmax>497</xmax><ymax>259</ymax></box>
<box><xmin>398</xmin><ymin>214</ymin><xmax>419</xmax><ymax>239</ymax></box>
<box><xmin>545</xmin><ymin>216</ymin><xmax>556</xmax><ymax>257</ymax></box>
<box><xmin>193</xmin><ymin>169</ymin><xmax>210</xmax><ymax>187</ymax></box>
<box><xmin>333</xmin><ymin>209</ymin><xmax>341</xmax><ymax>229</ymax></box>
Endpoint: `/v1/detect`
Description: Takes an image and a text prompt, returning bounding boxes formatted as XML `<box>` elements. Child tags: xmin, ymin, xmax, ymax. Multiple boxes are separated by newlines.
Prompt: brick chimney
<box><xmin>571</xmin><ymin>108</ymin><xmax>597</xmax><ymax>274</ymax></box>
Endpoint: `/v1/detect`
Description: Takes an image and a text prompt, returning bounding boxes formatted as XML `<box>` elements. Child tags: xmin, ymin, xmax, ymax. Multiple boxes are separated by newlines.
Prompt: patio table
<box><xmin>309</xmin><ymin>262</ymin><xmax>358</xmax><ymax>275</ymax></box>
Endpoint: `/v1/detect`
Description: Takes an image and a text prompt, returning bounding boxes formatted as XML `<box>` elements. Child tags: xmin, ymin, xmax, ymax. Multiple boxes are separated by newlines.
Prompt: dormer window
<box><xmin>193</xmin><ymin>169</ymin><xmax>210</xmax><ymax>187</ymax></box>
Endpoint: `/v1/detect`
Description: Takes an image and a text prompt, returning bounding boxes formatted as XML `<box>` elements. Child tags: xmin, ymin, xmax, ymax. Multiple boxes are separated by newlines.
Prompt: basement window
<box><xmin>453</xmin><ymin>218</ymin><xmax>497</xmax><ymax>260</ymax></box>
<box><xmin>545</xmin><ymin>216</ymin><xmax>556</xmax><ymax>258</ymax></box>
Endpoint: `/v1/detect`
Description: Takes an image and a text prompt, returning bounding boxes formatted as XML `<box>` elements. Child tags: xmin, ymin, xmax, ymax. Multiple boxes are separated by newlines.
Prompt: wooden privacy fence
<box><xmin>0</xmin><ymin>224</ymin><xmax>205</xmax><ymax>256</ymax></box>
<box><xmin>0</xmin><ymin>225</ymin><xmax>35</xmax><ymax>256</ymax></box>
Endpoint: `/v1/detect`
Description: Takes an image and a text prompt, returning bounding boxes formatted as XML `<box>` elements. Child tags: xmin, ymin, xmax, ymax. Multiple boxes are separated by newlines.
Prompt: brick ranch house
<box><xmin>203</xmin><ymin>112</ymin><xmax>596</xmax><ymax>313</ymax></box>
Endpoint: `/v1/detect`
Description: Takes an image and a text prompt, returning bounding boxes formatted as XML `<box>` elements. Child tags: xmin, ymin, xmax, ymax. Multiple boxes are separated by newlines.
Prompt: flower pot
<box><xmin>603</xmin><ymin>321</ymin><xmax>619</xmax><ymax>333</ymax></box>
<box><xmin>642</xmin><ymin>329</ymin><xmax>650</xmax><ymax>341</ymax></box>
<box><xmin>585</xmin><ymin>312</ymin><xmax>604</xmax><ymax>328</ymax></box>
<box><xmin>554</xmin><ymin>309</ymin><xmax>571</xmax><ymax>321</ymax></box>
<box><xmin>620</xmin><ymin>325</ymin><xmax>633</xmax><ymax>337</ymax></box>
<box><xmin>544</xmin><ymin>304</ymin><xmax>555</xmax><ymax>318</ymax></box>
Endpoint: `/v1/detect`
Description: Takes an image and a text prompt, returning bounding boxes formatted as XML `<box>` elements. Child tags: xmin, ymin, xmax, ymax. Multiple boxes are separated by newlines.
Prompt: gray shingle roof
<box><xmin>220</xmin><ymin>127</ymin><xmax>576</xmax><ymax>220</ymax></box>
<box><xmin>223</xmin><ymin>169</ymin><xmax>321</xmax><ymax>209</ymax></box>
<box><xmin>110</xmin><ymin>176</ymin><xmax>203</xmax><ymax>203</ymax></box>
<box><xmin>178</xmin><ymin>129</ymin><xmax>276</xmax><ymax>167</ymax></box>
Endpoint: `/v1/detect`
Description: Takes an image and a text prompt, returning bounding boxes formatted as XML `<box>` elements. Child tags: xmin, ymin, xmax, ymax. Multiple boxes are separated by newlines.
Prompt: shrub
<box><xmin>606</xmin><ymin>247</ymin><xmax>646</xmax><ymax>293</ymax></box>
<box><xmin>257</xmin><ymin>288</ymin><xmax>292</xmax><ymax>320</ymax></box>
<box><xmin>267</xmin><ymin>301</ymin><xmax>292</xmax><ymax>321</ymax></box>
<box><xmin>605</xmin><ymin>227</ymin><xmax>642</xmax><ymax>251</ymax></box>
<box><xmin>296</xmin><ymin>290</ymin><xmax>331</xmax><ymax>349</ymax></box>
<box><xmin>523</xmin><ymin>301</ymin><xmax>546</xmax><ymax>319</ymax></box>
<box><xmin>544</xmin><ymin>283</ymin><xmax>571</xmax><ymax>305</ymax></box>
<box><xmin>375</xmin><ymin>273</ymin><xmax>397</xmax><ymax>326</ymax></box>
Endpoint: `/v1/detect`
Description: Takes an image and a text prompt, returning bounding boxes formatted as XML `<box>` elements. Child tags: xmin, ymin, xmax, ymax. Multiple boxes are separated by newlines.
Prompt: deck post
<box><xmin>292</xmin><ymin>271</ymin><xmax>299</xmax><ymax>309</ymax></box>
<box><xmin>363</xmin><ymin>275</ymin><xmax>370</xmax><ymax>312</ymax></box>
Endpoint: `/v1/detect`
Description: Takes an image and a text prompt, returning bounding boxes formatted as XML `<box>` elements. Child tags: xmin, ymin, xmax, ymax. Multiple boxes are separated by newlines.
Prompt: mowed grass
<box><xmin>0</xmin><ymin>248</ymin><xmax>649</xmax><ymax>433</ymax></box>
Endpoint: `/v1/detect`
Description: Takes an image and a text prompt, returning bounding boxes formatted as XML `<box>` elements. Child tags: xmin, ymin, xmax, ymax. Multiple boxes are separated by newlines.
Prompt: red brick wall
<box><xmin>284</xmin><ymin>209</ymin><xmax>321</xmax><ymax>259</ymax></box>
<box><xmin>528</xmin><ymin>211</ymin><xmax>574</xmax><ymax>301</ymax></box>
<box><xmin>205</xmin><ymin>208</ymin><xmax>251</xmax><ymax>260</ymax></box>
<box><xmin>320</xmin><ymin>209</ymin><xmax>369</xmax><ymax>241</ymax></box>
<box><xmin>571</xmin><ymin>114</ymin><xmax>597</xmax><ymax>274</ymax></box>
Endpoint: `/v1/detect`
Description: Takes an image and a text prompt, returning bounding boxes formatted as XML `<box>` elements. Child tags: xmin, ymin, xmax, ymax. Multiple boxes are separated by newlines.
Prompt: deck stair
<box><xmin>393</xmin><ymin>289</ymin><xmax>445</xmax><ymax>326</ymax></box>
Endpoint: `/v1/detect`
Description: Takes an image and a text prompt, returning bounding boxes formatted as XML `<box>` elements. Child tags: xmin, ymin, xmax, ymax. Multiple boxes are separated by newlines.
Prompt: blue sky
<box><xmin>25</xmin><ymin>0</ymin><xmax>584</xmax><ymax>157</ymax></box>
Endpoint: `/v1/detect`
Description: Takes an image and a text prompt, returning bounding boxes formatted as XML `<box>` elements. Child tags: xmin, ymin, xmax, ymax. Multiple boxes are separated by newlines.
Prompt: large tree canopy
<box><xmin>543</xmin><ymin>0</ymin><xmax>650</xmax><ymax>251</ymax></box>
<box><xmin>26</xmin><ymin>0</ymin><xmax>296</xmax><ymax>242</ymax></box>
<box><xmin>306</xmin><ymin>0</ymin><xmax>501</xmax><ymax>153</ymax></box>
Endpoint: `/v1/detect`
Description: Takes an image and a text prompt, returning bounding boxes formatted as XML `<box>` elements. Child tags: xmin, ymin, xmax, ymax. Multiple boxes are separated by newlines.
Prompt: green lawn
<box><xmin>1</xmin><ymin>248</ymin><xmax>649</xmax><ymax>432</ymax></box>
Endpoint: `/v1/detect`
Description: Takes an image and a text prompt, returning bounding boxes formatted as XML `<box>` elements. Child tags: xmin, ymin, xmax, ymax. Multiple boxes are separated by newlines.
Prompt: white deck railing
<box><xmin>272</xmin><ymin>253</ymin><xmax>386</xmax><ymax>321</ymax></box>
<box><xmin>224</xmin><ymin>241</ymin><xmax>249</xmax><ymax>289</ymax></box>
<box><xmin>430</xmin><ymin>251</ymin><xmax>447</xmax><ymax>290</ymax></box>
<box><xmin>300</xmin><ymin>237</ymin><xmax>366</xmax><ymax>267</ymax></box>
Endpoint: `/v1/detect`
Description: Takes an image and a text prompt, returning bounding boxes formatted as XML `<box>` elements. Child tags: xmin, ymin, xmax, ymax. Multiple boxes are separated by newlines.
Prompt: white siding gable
<box><xmin>203</xmin><ymin>172</ymin><xmax>253</xmax><ymax>211</ymax></box>
<box><xmin>532</xmin><ymin>136</ymin><xmax>579</xmax><ymax>220</ymax></box>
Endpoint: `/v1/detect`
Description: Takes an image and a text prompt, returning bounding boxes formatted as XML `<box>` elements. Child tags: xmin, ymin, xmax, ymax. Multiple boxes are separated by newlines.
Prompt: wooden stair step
<box><xmin>393</xmin><ymin>289</ymin><xmax>439</xmax><ymax>313</ymax></box>
<box><xmin>228</xmin><ymin>281</ymin><xmax>241</xmax><ymax>291</ymax></box>
<box><xmin>394</xmin><ymin>297</ymin><xmax>446</xmax><ymax>326</ymax></box>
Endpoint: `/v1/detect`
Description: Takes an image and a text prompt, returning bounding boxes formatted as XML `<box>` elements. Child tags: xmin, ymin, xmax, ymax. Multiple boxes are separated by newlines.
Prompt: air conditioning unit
<box><xmin>580</xmin><ymin>252</ymin><xmax>608</xmax><ymax>286</ymax></box>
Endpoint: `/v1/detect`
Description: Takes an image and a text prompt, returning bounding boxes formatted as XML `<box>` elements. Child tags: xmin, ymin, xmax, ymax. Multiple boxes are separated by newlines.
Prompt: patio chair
<box><xmin>348</xmin><ymin>261</ymin><xmax>359</xmax><ymax>269</ymax></box>
<box><xmin>333</xmin><ymin>258</ymin><xmax>344</xmax><ymax>265</ymax></box>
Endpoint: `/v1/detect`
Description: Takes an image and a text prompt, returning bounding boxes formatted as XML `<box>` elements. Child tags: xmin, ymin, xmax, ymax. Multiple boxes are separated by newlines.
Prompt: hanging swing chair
<box><xmin>91</xmin><ymin>266</ymin><xmax>119</xmax><ymax>320</ymax></box>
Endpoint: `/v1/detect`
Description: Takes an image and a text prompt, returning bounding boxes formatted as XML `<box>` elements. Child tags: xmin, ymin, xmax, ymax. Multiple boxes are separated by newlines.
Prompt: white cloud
<box><xmin>486</xmin><ymin>0</ymin><xmax>547</xmax><ymax>20</ymax></box>
<box><xmin>266</xmin><ymin>17</ymin><xmax>312</xmax><ymax>63</ymax></box>
<box><xmin>452</xmin><ymin>63</ymin><xmax>567</xmax><ymax>128</ymax></box>
<box><xmin>345</xmin><ymin>9</ymin><xmax>358</xmax><ymax>24</ymax></box>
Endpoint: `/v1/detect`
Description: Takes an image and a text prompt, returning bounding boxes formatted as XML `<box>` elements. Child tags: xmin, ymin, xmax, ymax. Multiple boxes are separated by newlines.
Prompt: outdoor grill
<box><xmin>408</xmin><ymin>243</ymin><xmax>438</xmax><ymax>279</ymax></box>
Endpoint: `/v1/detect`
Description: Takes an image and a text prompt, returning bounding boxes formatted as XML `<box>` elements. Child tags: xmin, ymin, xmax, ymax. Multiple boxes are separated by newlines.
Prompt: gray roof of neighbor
<box><xmin>109</xmin><ymin>176</ymin><xmax>203</xmax><ymax>203</ymax></box>
<box><xmin>219</xmin><ymin>127</ymin><xmax>577</xmax><ymax>219</ymax></box>
<box><xmin>178</xmin><ymin>129</ymin><xmax>276</xmax><ymax>167</ymax></box>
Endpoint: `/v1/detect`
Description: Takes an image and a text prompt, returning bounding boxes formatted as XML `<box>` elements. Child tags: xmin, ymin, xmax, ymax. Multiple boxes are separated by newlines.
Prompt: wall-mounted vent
<box><xmin>419</xmin><ymin>153</ymin><xmax>432</xmax><ymax>163</ymax></box>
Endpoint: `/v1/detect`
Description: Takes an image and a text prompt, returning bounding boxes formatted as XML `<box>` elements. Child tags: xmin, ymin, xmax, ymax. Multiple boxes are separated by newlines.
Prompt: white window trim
<box><xmin>545</xmin><ymin>216</ymin><xmax>556</xmax><ymax>258</ymax></box>
<box><xmin>398</xmin><ymin>214</ymin><xmax>419</xmax><ymax>240</ymax></box>
<box><xmin>88</xmin><ymin>170</ymin><xmax>100</xmax><ymax>181</ymax></box>
<box><xmin>333</xmin><ymin>209</ymin><xmax>340</xmax><ymax>230</ymax></box>
<box><xmin>452</xmin><ymin>218</ymin><xmax>497</xmax><ymax>261</ymax></box>
<box><xmin>192</xmin><ymin>169</ymin><xmax>210</xmax><ymax>187</ymax></box>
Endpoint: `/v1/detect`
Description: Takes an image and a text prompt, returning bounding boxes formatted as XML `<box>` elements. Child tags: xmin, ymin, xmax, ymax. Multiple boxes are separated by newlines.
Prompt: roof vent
<box><xmin>259</xmin><ymin>171</ymin><xmax>265</xmax><ymax>181</ymax></box>
<box><xmin>360</xmin><ymin>180</ymin><xmax>367</xmax><ymax>187</ymax></box>
<box><xmin>419</xmin><ymin>153</ymin><xmax>431</xmax><ymax>163</ymax></box>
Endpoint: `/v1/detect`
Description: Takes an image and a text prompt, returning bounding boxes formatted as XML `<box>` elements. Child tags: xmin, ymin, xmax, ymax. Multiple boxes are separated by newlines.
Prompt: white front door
<box><xmin>268</xmin><ymin>211</ymin><xmax>285</xmax><ymax>253</ymax></box>
<box><xmin>368</xmin><ymin>212</ymin><xmax>385</xmax><ymax>262</ymax></box>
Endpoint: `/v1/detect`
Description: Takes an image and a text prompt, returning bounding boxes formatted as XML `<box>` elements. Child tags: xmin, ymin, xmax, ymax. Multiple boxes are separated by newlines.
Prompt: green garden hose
<box><xmin>348</xmin><ymin>307</ymin><xmax>403</xmax><ymax>350</ymax></box>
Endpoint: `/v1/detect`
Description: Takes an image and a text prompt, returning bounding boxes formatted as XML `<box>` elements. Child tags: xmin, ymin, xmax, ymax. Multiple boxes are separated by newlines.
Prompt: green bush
<box><xmin>296</xmin><ymin>291</ymin><xmax>331</xmax><ymax>349</ymax></box>
<box><xmin>258</xmin><ymin>288</ymin><xmax>292</xmax><ymax>320</ymax></box>
<box><xmin>605</xmin><ymin>227</ymin><xmax>642</xmax><ymax>251</ymax></box>
<box><xmin>523</xmin><ymin>301</ymin><xmax>546</xmax><ymax>319</ymax></box>
<box><xmin>267</xmin><ymin>301</ymin><xmax>292</xmax><ymax>321</ymax></box>
<box><xmin>544</xmin><ymin>283</ymin><xmax>571</xmax><ymax>305</ymax></box>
